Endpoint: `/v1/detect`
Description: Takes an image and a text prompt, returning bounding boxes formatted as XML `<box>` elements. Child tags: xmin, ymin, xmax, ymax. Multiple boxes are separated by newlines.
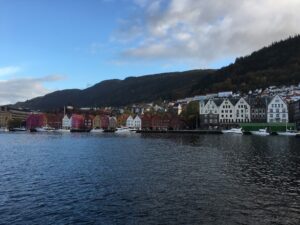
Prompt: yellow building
<box><xmin>0</xmin><ymin>107</ymin><xmax>12</xmax><ymax>128</ymax></box>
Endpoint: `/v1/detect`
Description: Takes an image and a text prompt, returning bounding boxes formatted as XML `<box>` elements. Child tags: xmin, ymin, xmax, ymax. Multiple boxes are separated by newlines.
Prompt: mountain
<box><xmin>14</xmin><ymin>35</ymin><xmax>300</xmax><ymax>111</ymax></box>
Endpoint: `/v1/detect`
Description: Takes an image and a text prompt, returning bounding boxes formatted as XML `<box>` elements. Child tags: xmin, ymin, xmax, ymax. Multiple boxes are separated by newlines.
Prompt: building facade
<box><xmin>234</xmin><ymin>97</ymin><xmax>251</xmax><ymax>123</ymax></box>
<box><xmin>249</xmin><ymin>98</ymin><xmax>268</xmax><ymax>123</ymax></box>
<box><xmin>267</xmin><ymin>95</ymin><xmax>288</xmax><ymax>123</ymax></box>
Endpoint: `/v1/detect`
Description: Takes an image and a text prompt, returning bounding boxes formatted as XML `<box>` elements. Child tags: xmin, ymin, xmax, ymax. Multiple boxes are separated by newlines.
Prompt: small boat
<box><xmin>277</xmin><ymin>130</ymin><xmax>298</xmax><ymax>136</ymax></box>
<box><xmin>115</xmin><ymin>127</ymin><xmax>132</xmax><ymax>133</ymax></box>
<box><xmin>10</xmin><ymin>127</ymin><xmax>26</xmax><ymax>132</ymax></box>
<box><xmin>251</xmin><ymin>128</ymin><xmax>270</xmax><ymax>136</ymax></box>
<box><xmin>0</xmin><ymin>127</ymin><xmax>9</xmax><ymax>132</ymax></box>
<box><xmin>90</xmin><ymin>128</ymin><xmax>104</xmax><ymax>133</ymax></box>
<box><xmin>55</xmin><ymin>129</ymin><xmax>70</xmax><ymax>133</ymax></box>
<box><xmin>35</xmin><ymin>126</ymin><xmax>55</xmax><ymax>132</ymax></box>
<box><xmin>222</xmin><ymin>128</ymin><xmax>243</xmax><ymax>134</ymax></box>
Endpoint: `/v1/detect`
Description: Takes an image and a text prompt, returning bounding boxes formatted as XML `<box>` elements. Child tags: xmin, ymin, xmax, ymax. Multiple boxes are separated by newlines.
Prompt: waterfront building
<box><xmin>62</xmin><ymin>115</ymin><xmax>71</xmax><ymax>129</ymax></box>
<box><xmin>46</xmin><ymin>114</ymin><xmax>62</xmax><ymax>129</ymax></box>
<box><xmin>133</xmin><ymin>115</ymin><xmax>142</xmax><ymax>130</ymax></box>
<box><xmin>234</xmin><ymin>97</ymin><xmax>251</xmax><ymax>123</ymax></box>
<box><xmin>249</xmin><ymin>97</ymin><xmax>268</xmax><ymax>123</ymax></box>
<box><xmin>219</xmin><ymin>98</ymin><xmax>238</xmax><ymax>124</ymax></box>
<box><xmin>26</xmin><ymin>114</ymin><xmax>47</xmax><ymax>129</ymax></box>
<box><xmin>93</xmin><ymin>115</ymin><xmax>102</xmax><ymax>129</ymax></box>
<box><xmin>199</xmin><ymin>99</ymin><xmax>221</xmax><ymax>128</ymax></box>
<box><xmin>267</xmin><ymin>95</ymin><xmax>288</xmax><ymax>123</ymax></box>
<box><xmin>141</xmin><ymin>114</ymin><xmax>152</xmax><ymax>130</ymax></box>
<box><xmin>100</xmin><ymin>116</ymin><xmax>109</xmax><ymax>129</ymax></box>
<box><xmin>0</xmin><ymin>107</ymin><xmax>12</xmax><ymax>128</ymax></box>
<box><xmin>289</xmin><ymin>100</ymin><xmax>300</xmax><ymax>129</ymax></box>
<box><xmin>71</xmin><ymin>114</ymin><xmax>84</xmax><ymax>130</ymax></box>
<box><xmin>108</xmin><ymin>116</ymin><xmax>117</xmax><ymax>129</ymax></box>
<box><xmin>84</xmin><ymin>115</ymin><xmax>94</xmax><ymax>130</ymax></box>
<box><xmin>126</xmin><ymin>115</ymin><xmax>134</xmax><ymax>128</ymax></box>
<box><xmin>169</xmin><ymin>116</ymin><xmax>186</xmax><ymax>130</ymax></box>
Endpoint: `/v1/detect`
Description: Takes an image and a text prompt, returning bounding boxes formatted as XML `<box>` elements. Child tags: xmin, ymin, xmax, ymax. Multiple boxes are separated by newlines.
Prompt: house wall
<box><xmin>267</xmin><ymin>95</ymin><xmax>288</xmax><ymax>123</ymax></box>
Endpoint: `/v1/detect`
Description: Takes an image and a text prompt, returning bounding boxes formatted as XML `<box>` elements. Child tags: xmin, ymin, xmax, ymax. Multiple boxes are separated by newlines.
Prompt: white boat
<box><xmin>55</xmin><ymin>129</ymin><xmax>70</xmax><ymax>133</ymax></box>
<box><xmin>36</xmin><ymin>126</ymin><xmax>55</xmax><ymax>132</ymax></box>
<box><xmin>222</xmin><ymin>128</ymin><xmax>243</xmax><ymax>134</ymax></box>
<box><xmin>277</xmin><ymin>130</ymin><xmax>298</xmax><ymax>136</ymax></box>
<box><xmin>90</xmin><ymin>128</ymin><xmax>104</xmax><ymax>133</ymax></box>
<box><xmin>11</xmin><ymin>127</ymin><xmax>26</xmax><ymax>132</ymax></box>
<box><xmin>251</xmin><ymin>128</ymin><xmax>270</xmax><ymax>136</ymax></box>
<box><xmin>115</xmin><ymin>127</ymin><xmax>132</xmax><ymax>133</ymax></box>
<box><xmin>0</xmin><ymin>127</ymin><xmax>9</xmax><ymax>132</ymax></box>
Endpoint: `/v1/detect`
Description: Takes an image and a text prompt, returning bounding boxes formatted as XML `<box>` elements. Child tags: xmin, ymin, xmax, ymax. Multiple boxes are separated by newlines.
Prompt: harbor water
<box><xmin>0</xmin><ymin>132</ymin><xmax>299</xmax><ymax>224</ymax></box>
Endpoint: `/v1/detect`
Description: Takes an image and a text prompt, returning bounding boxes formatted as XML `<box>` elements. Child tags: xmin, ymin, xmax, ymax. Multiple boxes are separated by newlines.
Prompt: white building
<box><xmin>199</xmin><ymin>99</ymin><xmax>220</xmax><ymax>126</ymax></box>
<box><xmin>126</xmin><ymin>115</ymin><xmax>134</xmax><ymax>128</ymax></box>
<box><xmin>267</xmin><ymin>95</ymin><xmax>288</xmax><ymax>123</ymax></box>
<box><xmin>133</xmin><ymin>115</ymin><xmax>142</xmax><ymax>130</ymax></box>
<box><xmin>62</xmin><ymin>115</ymin><xmax>71</xmax><ymax>129</ymax></box>
<box><xmin>235</xmin><ymin>97</ymin><xmax>251</xmax><ymax>123</ymax></box>
<box><xmin>219</xmin><ymin>98</ymin><xmax>236</xmax><ymax>124</ymax></box>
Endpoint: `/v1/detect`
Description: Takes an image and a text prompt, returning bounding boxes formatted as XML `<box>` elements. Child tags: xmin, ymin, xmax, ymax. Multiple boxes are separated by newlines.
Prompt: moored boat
<box><xmin>0</xmin><ymin>127</ymin><xmax>9</xmax><ymax>132</ymax></box>
<box><xmin>90</xmin><ymin>128</ymin><xmax>104</xmax><ymax>133</ymax></box>
<box><xmin>250</xmin><ymin>128</ymin><xmax>270</xmax><ymax>136</ymax></box>
<box><xmin>277</xmin><ymin>130</ymin><xmax>298</xmax><ymax>136</ymax></box>
<box><xmin>115</xmin><ymin>127</ymin><xmax>132</xmax><ymax>133</ymax></box>
<box><xmin>55</xmin><ymin>129</ymin><xmax>70</xmax><ymax>133</ymax></box>
<box><xmin>222</xmin><ymin>128</ymin><xmax>243</xmax><ymax>134</ymax></box>
<box><xmin>10</xmin><ymin>127</ymin><xmax>26</xmax><ymax>132</ymax></box>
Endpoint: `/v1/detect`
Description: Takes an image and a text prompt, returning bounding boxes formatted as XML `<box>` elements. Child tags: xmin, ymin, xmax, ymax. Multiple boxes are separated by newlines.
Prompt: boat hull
<box><xmin>277</xmin><ymin>132</ymin><xmax>297</xmax><ymax>136</ymax></box>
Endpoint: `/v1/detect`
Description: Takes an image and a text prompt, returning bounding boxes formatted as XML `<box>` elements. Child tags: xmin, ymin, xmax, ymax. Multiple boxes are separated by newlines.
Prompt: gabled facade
<box><xmin>267</xmin><ymin>95</ymin><xmax>288</xmax><ymax>123</ymax></box>
<box><xmin>71</xmin><ymin>114</ymin><xmax>84</xmax><ymax>130</ymax></box>
<box><xmin>249</xmin><ymin>97</ymin><xmax>267</xmax><ymax>123</ymax></box>
<box><xmin>108</xmin><ymin>116</ymin><xmax>117</xmax><ymax>129</ymax></box>
<box><xmin>93</xmin><ymin>115</ymin><xmax>101</xmax><ymax>129</ymax></box>
<box><xmin>26</xmin><ymin>113</ymin><xmax>47</xmax><ymax>129</ymax></box>
<box><xmin>62</xmin><ymin>115</ymin><xmax>71</xmax><ymax>129</ymax></box>
<box><xmin>133</xmin><ymin>115</ymin><xmax>142</xmax><ymax>130</ymax></box>
<box><xmin>84</xmin><ymin>115</ymin><xmax>94</xmax><ymax>130</ymax></box>
<box><xmin>219</xmin><ymin>98</ymin><xmax>236</xmax><ymax>124</ymax></box>
<box><xmin>235</xmin><ymin>97</ymin><xmax>251</xmax><ymax>123</ymax></box>
<box><xmin>126</xmin><ymin>115</ymin><xmax>134</xmax><ymax>128</ymax></box>
<box><xmin>199</xmin><ymin>99</ymin><xmax>220</xmax><ymax>127</ymax></box>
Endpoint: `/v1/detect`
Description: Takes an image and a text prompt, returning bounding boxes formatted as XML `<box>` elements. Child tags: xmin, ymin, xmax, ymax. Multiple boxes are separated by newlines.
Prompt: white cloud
<box><xmin>0</xmin><ymin>66</ymin><xmax>21</xmax><ymax>76</ymax></box>
<box><xmin>117</xmin><ymin>0</ymin><xmax>300</xmax><ymax>65</ymax></box>
<box><xmin>0</xmin><ymin>75</ymin><xmax>65</xmax><ymax>105</ymax></box>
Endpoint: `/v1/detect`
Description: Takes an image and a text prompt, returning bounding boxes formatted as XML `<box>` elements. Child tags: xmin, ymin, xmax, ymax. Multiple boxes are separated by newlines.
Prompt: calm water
<box><xmin>0</xmin><ymin>132</ymin><xmax>299</xmax><ymax>225</ymax></box>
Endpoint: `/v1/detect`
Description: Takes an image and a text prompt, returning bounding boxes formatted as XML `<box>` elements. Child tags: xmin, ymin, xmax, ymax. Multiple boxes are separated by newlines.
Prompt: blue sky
<box><xmin>1</xmin><ymin>0</ymin><xmax>300</xmax><ymax>104</ymax></box>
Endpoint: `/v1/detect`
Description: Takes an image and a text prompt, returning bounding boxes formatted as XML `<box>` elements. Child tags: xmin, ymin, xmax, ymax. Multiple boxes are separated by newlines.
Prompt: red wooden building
<box><xmin>26</xmin><ymin>114</ymin><xmax>47</xmax><ymax>129</ymax></box>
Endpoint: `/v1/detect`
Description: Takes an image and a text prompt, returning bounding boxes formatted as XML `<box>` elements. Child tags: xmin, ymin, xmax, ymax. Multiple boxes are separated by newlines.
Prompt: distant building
<box><xmin>234</xmin><ymin>97</ymin><xmax>251</xmax><ymax>123</ymax></box>
<box><xmin>126</xmin><ymin>115</ymin><xmax>134</xmax><ymax>128</ymax></box>
<box><xmin>199</xmin><ymin>99</ymin><xmax>221</xmax><ymax>128</ymax></box>
<box><xmin>133</xmin><ymin>115</ymin><xmax>142</xmax><ymax>130</ymax></box>
<box><xmin>0</xmin><ymin>107</ymin><xmax>11</xmax><ymax>128</ymax></box>
<box><xmin>26</xmin><ymin>113</ymin><xmax>47</xmax><ymax>129</ymax></box>
<box><xmin>93</xmin><ymin>115</ymin><xmax>102</xmax><ymax>129</ymax></box>
<box><xmin>71</xmin><ymin>114</ymin><xmax>84</xmax><ymax>130</ymax></box>
<box><xmin>267</xmin><ymin>95</ymin><xmax>288</xmax><ymax>123</ymax></box>
<box><xmin>108</xmin><ymin>116</ymin><xmax>117</xmax><ymax>129</ymax></box>
<box><xmin>62</xmin><ymin>115</ymin><xmax>71</xmax><ymax>129</ymax></box>
<box><xmin>289</xmin><ymin>100</ymin><xmax>300</xmax><ymax>129</ymax></box>
<box><xmin>84</xmin><ymin>115</ymin><xmax>94</xmax><ymax>130</ymax></box>
<box><xmin>249</xmin><ymin>97</ymin><xmax>268</xmax><ymax>123</ymax></box>
<box><xmin>46</xmin><ymin>113</ymin><xmax>62</xmax><ymax>129</ymax></box>
<box><xmin>219</xmin><ymin>98</ymin><xmax>237</xmax><ymax>125</ymax></box>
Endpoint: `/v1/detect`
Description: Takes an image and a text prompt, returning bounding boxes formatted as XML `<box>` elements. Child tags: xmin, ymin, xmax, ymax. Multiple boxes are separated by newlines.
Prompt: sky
<box><xmin>1</xmin><ymin>0</ymin><xmax>300</xmax><ymax>105</ymax></box>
